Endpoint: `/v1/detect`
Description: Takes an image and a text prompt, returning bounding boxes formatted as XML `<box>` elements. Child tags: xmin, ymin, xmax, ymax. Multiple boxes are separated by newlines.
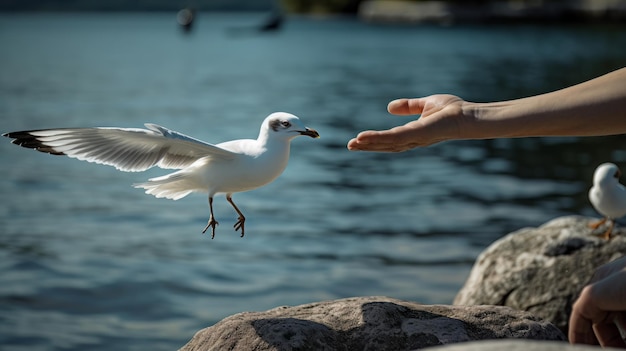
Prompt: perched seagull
<box><xmin>3</xmin><ymin>112</ymin><xmax>320</xmax><ymax>238</ymax></box>
<box><xmin>588</xmin><ymin>162</ymin><xmax>626</xmax><ymax>240</ymax></box>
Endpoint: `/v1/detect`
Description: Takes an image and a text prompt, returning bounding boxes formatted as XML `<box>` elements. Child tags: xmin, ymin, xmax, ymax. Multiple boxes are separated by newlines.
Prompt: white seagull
<box><xmin>3</xmin><ymin>112</ymin><xmax>320</xmax><ymax>238</ymax></box>
<box><xmin>588</xmin><ymin>162</ymin><xmax>626</xmax><ymax>240</ymax></box>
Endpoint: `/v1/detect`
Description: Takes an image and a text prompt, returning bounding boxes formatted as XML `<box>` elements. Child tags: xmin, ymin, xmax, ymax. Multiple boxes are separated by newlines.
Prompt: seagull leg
<box><xmin>589</xmin><ymin>217</ymin><xmax>614</xmax><ymax>240</ymax></box>
<box><xmin>202</xmin><ymin>196</ymin><xmax>219</xmax><ymax>239</ymax></box>
<box><xmin>226</xmin><ymin>194</ymin><xmax>246</xmax><ymax>237</ymax></box>
<box><xmin>600</xmin><ymin>220</ymin><xmax>615</xmax><ymax>241</ymax></box>
<box><xmin>588</xmin><ymin>217</ymin><xmax>607</xmax><ymax>230</ymax></box>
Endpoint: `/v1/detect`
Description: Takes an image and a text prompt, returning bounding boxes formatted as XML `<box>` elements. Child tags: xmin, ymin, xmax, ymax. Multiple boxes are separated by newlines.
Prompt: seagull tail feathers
<box><xmin>134</xmin><ymin>171</ymin><xmax>201</xmax><ymax>200</ymax></box>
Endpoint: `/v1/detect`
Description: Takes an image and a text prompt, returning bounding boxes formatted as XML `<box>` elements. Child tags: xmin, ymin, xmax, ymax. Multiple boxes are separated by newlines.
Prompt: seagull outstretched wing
<box><xmin>2</xmin><ymin>123</ymin><xmax>237</xmax><ymax>172</ymax></box>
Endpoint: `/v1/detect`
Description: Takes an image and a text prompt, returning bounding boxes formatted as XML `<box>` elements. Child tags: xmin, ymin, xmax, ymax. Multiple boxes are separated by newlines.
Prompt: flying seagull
<box><xmin>588</xmin><ymin>162</ymin><xmax>626</xmax><ymax>240</ymax></box>
<box><xmin>3</xmin><ymin>112</ymin><xmax>320</xmax><ymax>238</ymax></box>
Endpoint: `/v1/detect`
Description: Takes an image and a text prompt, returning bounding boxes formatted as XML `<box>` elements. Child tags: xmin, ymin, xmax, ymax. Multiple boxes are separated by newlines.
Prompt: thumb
<box><xmin>387</xmin><ymin>98</ymin><xmax>426</xmax><ymax>116</ymax></box>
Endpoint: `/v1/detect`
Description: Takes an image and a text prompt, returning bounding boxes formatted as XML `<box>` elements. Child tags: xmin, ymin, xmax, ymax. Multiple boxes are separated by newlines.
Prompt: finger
<box><xmin>387</xmin><ymin>98</ymin><xmax>426</xmax><ymax>115</ymax></box>
<box><xmin>594</xmin><ymin>318</ymin><xmax>626</xmax><ymax>348</ymax></box>
<box><xmin>354</xmin><ymin>126</ymin><xmax>419</xmax><ymax>145</ymax></box>
<box><xmin>594</xmin><ymin>271</ymin><xmax>626</xmax><ymax>311</ymax></box>
<box><xmin>347</xmin><ymin>138</ymin><xmax>414</xmax><ymax>152</ymax></box>
<box><xmin>569</xmin><ymin>310</ymin><xmax>599</xmax><ymax>345</ymax></box>
<box><xmin>569</xmin><ymin>287</ymin><xmax>602</xmax><ymax>345</ymax></box>
<box><xmin>347</xmin><ymin>132</ymin><xmax>421</xmax><ymax>152</ymax></box>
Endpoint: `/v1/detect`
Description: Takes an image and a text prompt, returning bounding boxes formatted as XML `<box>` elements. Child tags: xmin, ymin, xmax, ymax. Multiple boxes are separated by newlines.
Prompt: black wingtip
<box><xmin>3</xmin><ymin>130</ymin><xmax>66</xmax><ymax>156</ymax></box>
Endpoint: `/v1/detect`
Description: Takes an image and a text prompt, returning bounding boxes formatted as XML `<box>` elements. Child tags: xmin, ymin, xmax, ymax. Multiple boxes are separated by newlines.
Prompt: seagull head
<box><xmin>262</xmin><ymin>112</ymin><xmax>320</xmax><ymax>141</ymax></box>
<box><xmin>593</xmin><ymin>162</ymin><xmax>622</xmax><ymax>187</ymax></box>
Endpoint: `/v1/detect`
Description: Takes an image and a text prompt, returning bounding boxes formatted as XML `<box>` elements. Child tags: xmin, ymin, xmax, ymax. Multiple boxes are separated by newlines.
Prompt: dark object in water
<box><xmin>177</xmin><ymin>8</ymin><xmax>195</xmax><ymax>32</ymax></box>
<box><xmin>259</xmin><ymin>12</ymin><xmax>282</xmax><ymax>31</ymax></box>
<box><xmin>226</xmin><ymin>12</ymin><xmax>284</xmax><ymax>36</ymax></box>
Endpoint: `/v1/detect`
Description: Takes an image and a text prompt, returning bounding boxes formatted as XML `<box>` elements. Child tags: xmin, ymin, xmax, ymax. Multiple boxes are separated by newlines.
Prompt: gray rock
<box><xmin>454</xmin><ymin>215</ymin><xmax>626</xmax><ymax>335</ymax></box>
<box><xmin>425</xmin><ymin>339</ymin><xmax>617</xmax><ymax>351</ymax></box>
<box><xmin>179</xmin><ymin>296</ymin><xmax>565</xmax><ymax>351</ymax></box>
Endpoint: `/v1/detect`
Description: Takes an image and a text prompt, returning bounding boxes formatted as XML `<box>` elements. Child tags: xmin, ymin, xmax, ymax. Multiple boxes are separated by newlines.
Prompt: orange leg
<box><xmin>588</xmin><ymin>217</ymin><xmax>607</xmax><ymax>230</ymax></box>
<box><xmin>589</xmin><ymin>217</ymin><xmax>614</xmax><ymax>240</ymax></box>
<box><xmin>600</xmin><ymin>220</ymin><xmax>615</xmax><ymax>241</ymax></box>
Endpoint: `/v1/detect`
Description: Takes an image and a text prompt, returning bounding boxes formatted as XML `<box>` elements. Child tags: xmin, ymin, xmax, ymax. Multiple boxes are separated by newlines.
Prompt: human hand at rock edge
<box><xmin>569</xmin><ymin>256</ymin><xmax>626</xmax><ymax>348</ymax></box>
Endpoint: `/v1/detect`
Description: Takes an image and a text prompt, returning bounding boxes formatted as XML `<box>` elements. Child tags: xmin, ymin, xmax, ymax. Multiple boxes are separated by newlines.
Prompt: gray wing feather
<box><xmin>3</xmin><ymin>124</ymin><xmax>236</xmax><ymax>172</ymax></box>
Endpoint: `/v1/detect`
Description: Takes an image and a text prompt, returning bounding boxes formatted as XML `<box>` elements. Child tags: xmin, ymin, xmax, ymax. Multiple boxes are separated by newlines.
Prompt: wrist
<box><xmin>469</xmin><ymin>100</ymin><xmax>537</xmax><ymax>139</ymax></box>
<box><xmin>460</xmin><ymin>101</ymin><xmax>504</xmax><ymax>140</ymax></box>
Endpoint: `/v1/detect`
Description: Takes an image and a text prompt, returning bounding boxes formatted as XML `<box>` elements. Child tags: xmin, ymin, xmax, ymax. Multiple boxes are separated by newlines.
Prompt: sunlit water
<box><xmin>1</xmin><ymin>13</ymin><xmax>625</xmax><ymax>350</ymax></box>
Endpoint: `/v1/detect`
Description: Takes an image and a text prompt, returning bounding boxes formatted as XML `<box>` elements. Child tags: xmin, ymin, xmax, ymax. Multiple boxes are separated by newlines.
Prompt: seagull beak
<box><xmin>299</xmin><ymin>128</ymin><xmax>320</xmax><ymax>139</ymax></box>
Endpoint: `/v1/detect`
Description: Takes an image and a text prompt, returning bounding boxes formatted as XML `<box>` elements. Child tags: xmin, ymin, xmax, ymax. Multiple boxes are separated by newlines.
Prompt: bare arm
<box><xmin>347</xmin><ymin>67</ymin><xmax>626</xmax><ymax>152</ymax></box>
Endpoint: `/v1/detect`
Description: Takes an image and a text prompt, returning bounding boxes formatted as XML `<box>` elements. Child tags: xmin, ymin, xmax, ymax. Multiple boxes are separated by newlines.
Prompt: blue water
<box><xmin>1</xmin><ymin>13</ymin><xmax>625</xmax><ymax>350</ymax></box>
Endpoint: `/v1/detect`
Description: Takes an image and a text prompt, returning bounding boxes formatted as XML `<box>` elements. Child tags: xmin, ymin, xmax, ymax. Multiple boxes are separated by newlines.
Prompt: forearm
<box><xmin>468</xmin><ymin>68</ymin><xmax>626</xmax><ymax>139</ymax></box>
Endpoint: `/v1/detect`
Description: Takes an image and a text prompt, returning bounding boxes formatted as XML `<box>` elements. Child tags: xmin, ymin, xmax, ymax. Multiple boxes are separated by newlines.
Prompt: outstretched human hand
<box><xmin>347</xmin><ymin>95</ymin><xmax>473</xmax><ymax>152</ymax></box>
<box><xmin>569</xmin><ymin>256</ymin><xmax>626</xmax><ymax>347</ymax></box>
<box><xmin>347</xmin><ymin>68</ymin><xmax>626</xmax><ymax>153</ymax></box>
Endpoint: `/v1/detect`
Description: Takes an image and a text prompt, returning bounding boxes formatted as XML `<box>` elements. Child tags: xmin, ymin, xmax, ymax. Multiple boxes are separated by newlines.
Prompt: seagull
<box><xmin>588</xmin><ymin>162</ymin><xmax>626</xmax><ymax>240</ymax></box>
<box><xmin>3</xmin><ymin>112</ymin><xmax>320</xmax><ymax>238</ymax></box>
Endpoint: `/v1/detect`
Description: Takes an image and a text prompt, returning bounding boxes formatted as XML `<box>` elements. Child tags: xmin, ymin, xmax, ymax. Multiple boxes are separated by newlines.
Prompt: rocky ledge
<box><xmin>179</xmin><ymin>296</ymin><xmax>564</xmax><ymax>351</ymax></box>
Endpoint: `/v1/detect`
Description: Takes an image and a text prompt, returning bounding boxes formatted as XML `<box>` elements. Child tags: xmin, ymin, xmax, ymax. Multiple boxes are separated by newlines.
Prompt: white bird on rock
<box><xmin>3</xmin><ymin>112</ymin><xmax>320</xmax><ymax>239</ymax></box>
<box><xmin>588</xmin><ymin>162</ymin><xmax>626</xmax><ymax>240</ymax></box>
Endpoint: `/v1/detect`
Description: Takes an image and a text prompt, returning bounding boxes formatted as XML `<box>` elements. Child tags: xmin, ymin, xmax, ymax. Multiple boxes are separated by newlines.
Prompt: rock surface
<box><xmin>179</xmin><ymin>296</ymin><xmax>565</xmax><ymax>351</ymax></box>
<box><xmin>427</xmin><ymin>339</ymin><xmax>619</xmax><ymax>351</ymax></box>
<box><xmin>454</xmin><ymin>215</ymin><xmax>626</xmax><ymax>335</ymax></box>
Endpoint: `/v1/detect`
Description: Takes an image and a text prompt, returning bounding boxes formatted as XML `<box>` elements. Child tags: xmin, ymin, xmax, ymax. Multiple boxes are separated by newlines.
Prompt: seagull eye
<box><xmin>615</xmin><ymin>170</ymin><xmax>622</xmax><ymax>178</ymax></box>
<box><xmin>281</xmin><ymin>121</ymin><xmax>291</xmax><ymax>128</ymax></box>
